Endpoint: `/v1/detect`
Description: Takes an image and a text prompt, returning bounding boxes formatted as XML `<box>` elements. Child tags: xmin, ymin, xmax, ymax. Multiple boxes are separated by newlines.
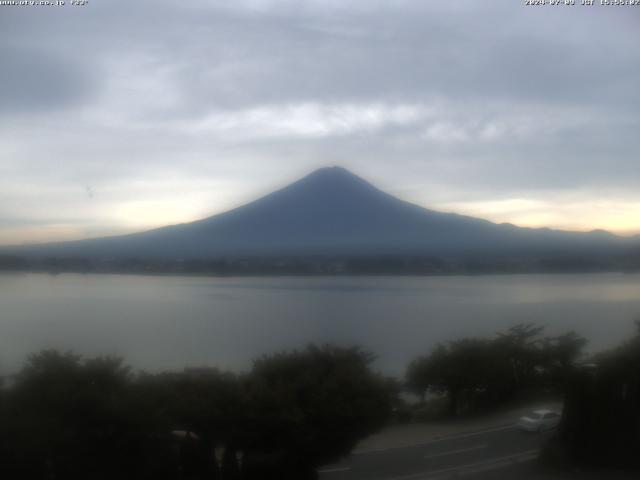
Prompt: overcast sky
<box><xmin>1</xmin><ymin>0</ymin><xmax>639</xmax><ymax>245</ymax></box>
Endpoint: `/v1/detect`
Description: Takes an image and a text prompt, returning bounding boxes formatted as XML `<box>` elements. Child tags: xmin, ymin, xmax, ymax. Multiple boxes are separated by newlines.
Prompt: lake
<box><xmin>1</xmin><ymin>272</ymin><xmax>639</xmax><ymax>377</ymax></box>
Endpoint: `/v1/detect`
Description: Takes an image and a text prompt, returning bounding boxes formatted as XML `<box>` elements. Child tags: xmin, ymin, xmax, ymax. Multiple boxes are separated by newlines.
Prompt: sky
<box><xmin>1</xmin><ymin>0</ymin><xmax>639</xmax><ymax>246</ymax></box>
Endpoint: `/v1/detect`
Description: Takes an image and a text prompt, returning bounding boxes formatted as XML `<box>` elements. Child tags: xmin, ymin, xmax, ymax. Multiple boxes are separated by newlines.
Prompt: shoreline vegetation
<box><xmin>1</xmin><ymin>253</ymin><xmax>640</xmax><ymax>277</ymax></box>
<box><xmin>2</xmin><ymin>323</ymin><xmax>639</xmax><ymax>478</ymax></box>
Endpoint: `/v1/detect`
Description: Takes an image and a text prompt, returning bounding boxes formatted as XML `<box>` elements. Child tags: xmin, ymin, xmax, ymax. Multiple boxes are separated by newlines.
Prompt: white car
<box><xmin>518</xmin><ymin>409</ymin><xmax>561</xmax><ymax>432</ymax></box>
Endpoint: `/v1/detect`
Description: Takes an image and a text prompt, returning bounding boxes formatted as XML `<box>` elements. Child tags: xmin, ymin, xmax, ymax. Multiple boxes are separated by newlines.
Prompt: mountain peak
<box><xmin>291</xmin><ymin>166</ymin><xmax>380</xmax><ymax>194</ymax></box>
<box><xmin>308</xmin><ymin>165</ymin><xmax>353</xmax><ymax>176</ymax></box>
<box><xmin>303</xmin><ymin>166</ymin><xmax>362</xmax><ymax>182</ymax></box>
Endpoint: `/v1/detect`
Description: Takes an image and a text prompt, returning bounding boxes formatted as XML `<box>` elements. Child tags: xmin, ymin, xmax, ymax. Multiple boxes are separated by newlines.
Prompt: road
<box><xmin>318</xmin><ymin>424</ymin><xmax>553</xmax><ymax>480</ymax></box>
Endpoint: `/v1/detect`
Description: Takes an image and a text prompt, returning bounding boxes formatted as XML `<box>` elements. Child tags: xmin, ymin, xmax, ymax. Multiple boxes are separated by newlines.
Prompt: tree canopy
<box><xmin>0</xmin><ymin>345</ymin><xmax>393</xmax><ymax>480</ymax></box>
<box><xmin>406</xmin><ymin>324</ymin><xmax>586</xmax><ymax>416</ymax></box>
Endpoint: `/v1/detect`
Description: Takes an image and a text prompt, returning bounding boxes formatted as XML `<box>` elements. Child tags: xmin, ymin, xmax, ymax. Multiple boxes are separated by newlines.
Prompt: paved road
<box><xmin>318</xmin><ymin>424</ymin><xmax>553</xmax><ymax>480</ymax></box>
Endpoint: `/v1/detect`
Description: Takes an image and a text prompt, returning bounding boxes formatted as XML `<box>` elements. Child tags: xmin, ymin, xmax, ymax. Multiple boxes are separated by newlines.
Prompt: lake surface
<box><xmin>1</xmin><ymin>272</ymin><xmax>639</xmax><ymax>376</ymax></box>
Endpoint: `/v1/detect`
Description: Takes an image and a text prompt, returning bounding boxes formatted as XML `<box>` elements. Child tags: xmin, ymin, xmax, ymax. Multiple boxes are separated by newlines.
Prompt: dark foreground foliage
<box><xmin>0</xmin><ymin>345</ymin><xmax>393</xmax><ymax>480</ymax></box>
<box><xmin>406</xmin><ymin>324</ymin><xmax>586</xmax><ymax>416</ymax></box>
<box><xmin>544</xmin><ymin>322</ymin><xmax>640</xmax><ymax>470</ymax></box>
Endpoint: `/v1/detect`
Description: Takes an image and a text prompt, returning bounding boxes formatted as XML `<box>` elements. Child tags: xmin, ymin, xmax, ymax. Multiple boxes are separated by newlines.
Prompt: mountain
<box><xmin>3</xmin><ymin>167</ymin><xmax>636</xmax><ymax>261</ymax></box>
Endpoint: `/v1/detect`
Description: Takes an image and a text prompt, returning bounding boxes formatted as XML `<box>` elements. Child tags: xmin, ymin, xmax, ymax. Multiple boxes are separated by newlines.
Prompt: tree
<box><xmin>407</xmin><ymin>339</ymin><xmax>498</xmax><ymax>415</ymax></box>
<box><xmin>494</xmin><ymin>323</ymin><xmax>545</xmax><ymax>388</ymax></box>
<box><xmin>539</xmin><ymin>331</ymin><xmax>587</xmax><ymax>390</ymax></box>
<box><xmin>4</xmin><ymin>350</ymin><xmax>144</xmax><ymax>480</ymax></box>
<box><xmin>135</xmin><ymin>367</ymin><xmax>245</xmax><ymax>478</ymax></box>
<box><xmin>406</xmin><ymin>324</ymin><xmax>587</xmax><ymax>417</ymax></box>
<box><xmin>551</xmin><ymin>322</ymin><xmax>640</xmax><ymax>469</ymax></box>
<box><xmin>0</xmin><ymin>345</ymin><xmax>395</xmax><ymax>479</ymax></box>
<box><xmin>242</xmin><ymin>345</ymin><xmax>393</xmax><ymax>480</ymax></box>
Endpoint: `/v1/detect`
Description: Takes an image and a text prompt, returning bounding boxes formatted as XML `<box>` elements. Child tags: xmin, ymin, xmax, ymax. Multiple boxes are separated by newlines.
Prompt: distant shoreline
<box><xmin>1</xmin><ymin>265</ymin><xmax>638</xmax><ymax>279</ymax></box>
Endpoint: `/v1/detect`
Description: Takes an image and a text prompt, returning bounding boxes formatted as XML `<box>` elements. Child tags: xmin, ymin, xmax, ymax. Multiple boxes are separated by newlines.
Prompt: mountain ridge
<box><xmin>3</xmin><ymin>167</ymin><xmax>637</xmax><ymax>260</ymax></box>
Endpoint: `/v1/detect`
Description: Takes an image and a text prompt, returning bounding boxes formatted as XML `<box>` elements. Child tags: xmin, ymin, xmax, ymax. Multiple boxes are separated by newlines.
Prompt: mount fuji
<box><xmin>5</xmin><ymin>167</ymin><xmax>635</xmax><ymax>262</ymax></box>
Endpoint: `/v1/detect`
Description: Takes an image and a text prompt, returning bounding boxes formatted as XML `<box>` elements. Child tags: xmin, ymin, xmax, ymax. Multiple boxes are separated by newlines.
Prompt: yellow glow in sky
<box><xmin>2</xmin><ymin>187</ymin><xmax>640</xmax><ymax>247</ymax></box>
<box><xmin>435</xmin><ymin>198</ymin><xmax>640</xmax><ymax>236</ymax></box>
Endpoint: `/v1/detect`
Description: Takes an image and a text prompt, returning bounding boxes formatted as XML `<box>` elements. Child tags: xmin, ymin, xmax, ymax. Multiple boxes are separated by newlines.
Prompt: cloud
<box><xmin>182</xmin><ymin>103</ymin><xmax>431</xmax><ymax>140</ymax></box>
<box><xmin>0</xmin><ymin>0</ymin><xmax>639</xmax><ymax>243</ymax></box>
<box><xmin>0</xmin><ymin>46</ymin><xmax>95</xmax><ymax>114</ymax></box>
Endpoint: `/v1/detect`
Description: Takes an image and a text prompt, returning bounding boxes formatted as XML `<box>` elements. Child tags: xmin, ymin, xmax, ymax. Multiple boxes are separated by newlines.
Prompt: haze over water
<box><xmin>1</xmin><ymin>272</ymin><xmax>639</xmax><ymax>377</ymax></box>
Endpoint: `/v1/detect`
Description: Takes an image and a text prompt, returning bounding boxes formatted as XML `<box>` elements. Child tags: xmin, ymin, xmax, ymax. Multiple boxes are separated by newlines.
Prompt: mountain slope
<box><xmin>6</xmin><ymin>167</ymin><xmax>633</xmax><ymax>259</ymax></box>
